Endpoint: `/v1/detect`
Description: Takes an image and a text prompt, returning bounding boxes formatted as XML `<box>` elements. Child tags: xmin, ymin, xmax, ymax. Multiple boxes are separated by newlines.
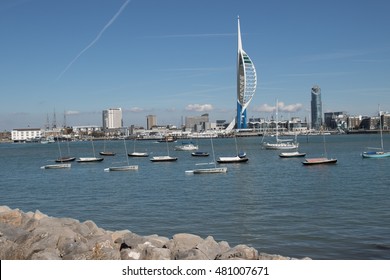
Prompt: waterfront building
<box><xmin>11</xmin><ymin>128</ymin><xmax>42</xmax><ymax>142</ymax></box>
<box><xmin>324</xmin><ymin>111</ymin><xmax>347</xmax><ymax>130</ymax></box>
<box><xmin>146</xmin><ymin>115</ymin><xmax>157</xmax><ymax>130</ymax></box>
<box><xmin>72</xmin><ymin>125</ymin><xmax>101</xmax><ymax>136</ymax></box>
<box><xmin>311</xmin><ymin>85</ymin><xmax>322</xmax><ymax>130</ymax></box>
<box><xmin>382</xmin><ymin>113</ymin><xmax>390</xmax><ymax>130</ymax></box>
<box><xmin>236</xmin><ymin>16</ymin><xmax>257</xmax><ymax>129</ymax></box>
<box><xmin>185</xmin><ymin>113</ymin><xmax>209</xmax><ymax>132</ymax></box>
<box><xmin>102</xmin><ymin>108</ymin><xmax>123</xmax><ymax>130</ymax></box>
<box><xmin>347</xmin><ymin>115</ymin><xmax>362</xmax><ymax>130</ymax></box>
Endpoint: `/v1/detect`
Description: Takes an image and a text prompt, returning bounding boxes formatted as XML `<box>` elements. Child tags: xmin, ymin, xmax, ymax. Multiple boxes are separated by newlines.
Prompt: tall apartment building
<box><xmin>311</xmin><ymin>85</ymin><xmax>323</xmax><ymax>130</ymax></box>
<box><xmin>146</xmin><ymin>115</ymin><xmax>157</xmax><ymax>130</ymax></box>
<box><xmin>102</xmin><ymin>108</ymin><xmax>123</xmax><ymax>129</ymax></box>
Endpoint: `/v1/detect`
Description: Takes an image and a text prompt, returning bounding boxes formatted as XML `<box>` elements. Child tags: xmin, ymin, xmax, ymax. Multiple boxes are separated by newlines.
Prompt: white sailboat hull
<box><xmin>104</xmin><ymin>165</ymin><xmax>138</xmax><ymax>171</ymax></box>
<box><xmin>217</xmin><ymin>156</ymin><xmax>248</xmax><ymax>163</ymax></box>
<box><xmin>41</xmin><ymin>163</ymin><xmax>71</xmax><ymax>169</ymax></box>
<box><xmin>192</xmin><ymin>167</ymin><xmax>227</xmax><ymax>174</ymax></box>
<box><xmin>77</xmin><ymin>157</ymin><xmax>104</xmax><ymax>162</ymax></box>
<box><xmin>150</xmin><ymin>156</ymin><xmax>178</xmax><ymax>162</ymax></box>
<box><xmin>263</xmin><ymin>142</ymin><xmax>299</xmax><ymax>150</ymax></box>
<box><xmin>128</xmin><ymin>152</ymin><xmax>149</xmax><ymax>157</ymax></box>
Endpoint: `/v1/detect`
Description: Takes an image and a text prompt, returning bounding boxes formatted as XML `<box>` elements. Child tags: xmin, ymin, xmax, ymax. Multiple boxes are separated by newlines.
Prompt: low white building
<box><xmin>11</xmin><ymin>128</ymin><xmax>42</xmax><ymax>142</ymax></box>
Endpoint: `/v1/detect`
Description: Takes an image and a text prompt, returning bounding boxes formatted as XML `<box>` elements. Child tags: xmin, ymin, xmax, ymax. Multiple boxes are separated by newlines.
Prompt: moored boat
<box><xmin>128</xmin><ymin>152</ymin><xmax>149</xmax><ymax>157</ymax></box>
<box><xmin>361</xmin><ymin>106</ymin><xmax>389</xmax><ymax>159</ymax></box>
<box><xmin>191</xmin><ymin>167</ymin><xmax>227</xmax><ymax>174</ymax></box>
<box><xmin>105</xmin><ymin>138</ymin><xmax>139</xmax><ymax>171</ymax></box>
<box><xmin>174</xmin><ymin>142</ymin><xmax>198</xmax><ymax>151</ymax></box>
<box><xmin>302</xmin><ymin>157</ymin><xmax>337</xmax><ymax>165</ymax></box>
<box><xmin>129</xmin><ymin>138</ymin><xmax>149</xmax><ymax>157</ymax></box>
<box><xmin>262</xmin><ymin>100</ymin><xmax>299</xmax><ymax>150</ymax></box>
<box><xmin>263</xmin><ymin>140</ymin><xmax>299</xmax><ymax>150</ymax></box>
<box><xmin>152</xmin><ymin>136</ymin><xmax>177</xmax><ymax>162</ymax></box>
<box><xmin>77</xmin><ymin>157</ymin><xmax>104</xmax><ymax>162</ymax></box>
<box><xmin>186</xmin><ymin>136</ymin><xmax>227</xmax><ymax>174</ymax></box>
<box><xmin>191</xmin><ymin>151</ymin><xmax>209</xmax><ymax>157</ymax></box>
<box><xmin>279</xmin><ymin>151</ymin><xmax>306</xmax><ymax>158</ymax></box>
<box><xmin>150</xmin><ymin>156</ymin><xmax>178</xmax><ymax>162</ymax></box>
<box><xmin>41</xmin><ymin>163</ymin><xmax>71</xmax><ymax>169</ymax></box>
<box><xmin>55</xmin><ymin>156</ymin><xmax>76</xmax><ymax>162</ymax></box>
<box><xmin>104</xmin><ymin>165</ymin><xmax>138</xmax><ymax>172</ymax></box>
<box><xmin>217</xmin><ymin>155</ymin><xmax>248</xmax><ymax>163</ymax></box>
<box><xmin>99</xmin><ymin>151</ymin><xmax>116</xmax><ymax>156</ymax></box>
<box><xmin>157</xmin><ymin>136</ymin><xmax>176</xmax><ymax>142</ymax></box>
<box><xmin>361</xmin><ymin>151</ymin><xmax>390</xmax><ymax>158</ymax></box>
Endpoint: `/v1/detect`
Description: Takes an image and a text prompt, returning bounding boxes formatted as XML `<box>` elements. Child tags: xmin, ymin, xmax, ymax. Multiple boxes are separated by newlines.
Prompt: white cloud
<box><xmin>129</xmin><ymin>107</ymin><xmax>144</xmax><ymax>113</ymax></box>
<box><xmin>65</xmin><ymin>110</ymin><xmax>80</xmax><ymax>115</ymax></box>
<box><xmin>185</xmin><ymin>104</ymin><xmax>213</xmax><ymax>112</ymax></box>
<box><xmin>255</xmin><ymin>104</ymin><xmax>275</xmax><ymax>113</ymax></box>
<box><xmin>279</xmin><ymin>102</ymin><xmax>304</xmax><ymax>113</ymax></box>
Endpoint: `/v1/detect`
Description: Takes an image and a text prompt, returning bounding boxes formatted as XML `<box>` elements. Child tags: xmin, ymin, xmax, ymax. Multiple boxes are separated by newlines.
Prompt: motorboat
<box><xmin>174</xmin><ymin>142</ymin><xmax>198</xmax><ymax>151</ymax></box>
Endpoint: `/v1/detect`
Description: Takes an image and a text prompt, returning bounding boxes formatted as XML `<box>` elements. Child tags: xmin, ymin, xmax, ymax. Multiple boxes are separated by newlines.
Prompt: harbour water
<box><xmin>1</xmin><ymin>134</ymin><xmax>390</xmax><ymax>260</ymax></box>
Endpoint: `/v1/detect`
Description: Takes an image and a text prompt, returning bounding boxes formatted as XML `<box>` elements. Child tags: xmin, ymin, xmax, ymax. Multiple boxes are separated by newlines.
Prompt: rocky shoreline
<box><xmin>0</xmin><ymin>206</ymin><xmax>309</xmax><ymax>260</ymax></box>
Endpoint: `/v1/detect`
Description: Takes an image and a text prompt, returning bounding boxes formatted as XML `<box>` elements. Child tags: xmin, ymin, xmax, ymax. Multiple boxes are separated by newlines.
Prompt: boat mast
<box><xmin>124</xmin><ymin>138</ymin><xmax>130</xmax><ymax>165</ymax></box>
<box><xmin>379</xmin><ymin>105</ymin><xmax>384</xmax><ymax>151</ymax></box>
<box><xmin>210</xmin><ymin>136</ymin><xmax>217</xmax><ymax>168</ymax></box>
<box><xmin>275</xmin><ymin>99</ymin><xmax>279</xmax><ymax>141</ymax></box>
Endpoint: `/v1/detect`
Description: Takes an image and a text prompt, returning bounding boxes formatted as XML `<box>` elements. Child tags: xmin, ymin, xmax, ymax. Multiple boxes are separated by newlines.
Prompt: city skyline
<box><xmin>1</xmin><ymin>0</ymin><xmax>390</xmax><ymax>131</ymax></box>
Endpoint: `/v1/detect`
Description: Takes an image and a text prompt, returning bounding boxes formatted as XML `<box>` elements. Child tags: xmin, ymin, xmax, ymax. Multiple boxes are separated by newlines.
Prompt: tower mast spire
<box><xmin>237</xmin><ymin>15</ymin><xmax>242</xmax><ymax>51</ymax></box>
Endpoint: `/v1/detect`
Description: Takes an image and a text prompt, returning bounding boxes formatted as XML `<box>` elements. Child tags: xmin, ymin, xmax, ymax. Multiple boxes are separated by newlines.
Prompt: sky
<box><xmin>1</xmin><ymin>0</ymin><xmax>390</xmax><ymax>131</ymax></box>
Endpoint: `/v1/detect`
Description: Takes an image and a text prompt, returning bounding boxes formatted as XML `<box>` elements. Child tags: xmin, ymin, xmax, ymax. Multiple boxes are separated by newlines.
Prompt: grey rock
<box><xmin>166</xmin><ymin>233</ymin><xmax>204</xmax><ymax>259</ymax></box>
<box><xmin>0</xmin><ymin>205</ymin><xmax>309</xmax><ymax>260</ymax></box>
<box><xmin>141</xmin><ymin>246</ymin><xmax>171</xmax><ymax>260</ymax></box>
<box><xmin>216</xmin><ymin>244</ymin><xmax>259</xmax><ymax>260</ymax></box>
<box><xmin>195</xmin><ymin>236</ymin><xmax>224</xmax><ymax>260</ymax></box>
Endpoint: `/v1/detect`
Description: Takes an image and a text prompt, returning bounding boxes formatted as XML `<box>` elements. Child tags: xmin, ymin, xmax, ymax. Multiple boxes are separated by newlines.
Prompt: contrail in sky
<box><xmin>56</xmin><ymin>0</ymin><xmax>131</xmax><ymax>81</ymax></box>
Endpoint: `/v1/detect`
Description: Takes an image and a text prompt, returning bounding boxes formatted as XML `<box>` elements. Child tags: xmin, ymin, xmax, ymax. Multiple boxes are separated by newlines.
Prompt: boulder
<box><xmin>216</xmin><ymin>244</ymin><xmax>259</xmax><ymax>260</ymax></box>
<box><xmin>166</xmin><ymin>233</ymin><xmax>204</xmax><ymax>259</ymax></box>
<box><xmin>0</xmin><ymin>205</ymin><xmax>309</xmax><ymax>260</ymax></box>
<box><xmin>195</xmin><ymin>236</ymin><xmax>225</xmax><ymax>260</ymax></box>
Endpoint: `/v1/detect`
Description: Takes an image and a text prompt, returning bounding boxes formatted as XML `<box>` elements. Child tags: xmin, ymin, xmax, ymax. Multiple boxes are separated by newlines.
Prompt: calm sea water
<box><xmin>1</xmin><ymin>134</ymin><xmax>390</xmax><ymax>260</ymax></box>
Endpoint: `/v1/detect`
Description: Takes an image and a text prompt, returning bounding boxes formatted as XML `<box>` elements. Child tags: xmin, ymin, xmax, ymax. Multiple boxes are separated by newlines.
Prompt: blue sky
<box><xmin>1</xmin><ymin>0</ymin><xmax>390</xmax><ymax>130</ymax></box>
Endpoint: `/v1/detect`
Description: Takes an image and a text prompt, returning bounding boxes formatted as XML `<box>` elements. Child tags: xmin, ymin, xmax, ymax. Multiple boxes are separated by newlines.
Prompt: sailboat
<box><xmin>279</xmin><ymin>151</ymin><xmax>306</xmax><ymax>158</ymax></box>
<box><xmin>104</xmin><ymin>138</ymin><xmax>138</xmax><ymax>171</ymax></box>
<box><xmin>41</xmin><ymin>134</ymin><xmax>72</xmax><ymax>169</ymax></box>
<box><xmin>128</xmin><ymin>138</ymin><xmax>149</xmax><ymax>157</ymax></box>
<box><xmin>150</xmin><ymin>136</ymin><xmax>178</xmax><ymax>162</ymax></box>
<box><xmin>186</xmin><ymin>136</ymin><xmax>227</xmax><ymax>174</ymax></box>
<box><xmin>263</xmin><ymin>100</ymin><xmax>299</xmax><ymax>150</ymax></box>
<box><xmin>362</xmin><ymin>106</ymin><xmax>390</xmax><ymax>158</ymax></box>
<box><xmin>77</xmin><ymin>137</ymin><xmax>104</xmax><ymax>162</ymax></box>
<box><xmin>55</xmin><ymin>136</ymin><xmax>76</xmax><ymax>162</ymax></box>
<box><xmin>99</xmin><ymin>137</ymin><xmax>116</xmax><ymax>156</ymax></box>
<box><xmin>302</xmin><ymin>132</ymin><xmax>337</xmax><ymax>165</ymax></box>
<box><xmin>217</xmin><ymin>135</ymin><xmax>248</xmax><ymax>163</ymax></box>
